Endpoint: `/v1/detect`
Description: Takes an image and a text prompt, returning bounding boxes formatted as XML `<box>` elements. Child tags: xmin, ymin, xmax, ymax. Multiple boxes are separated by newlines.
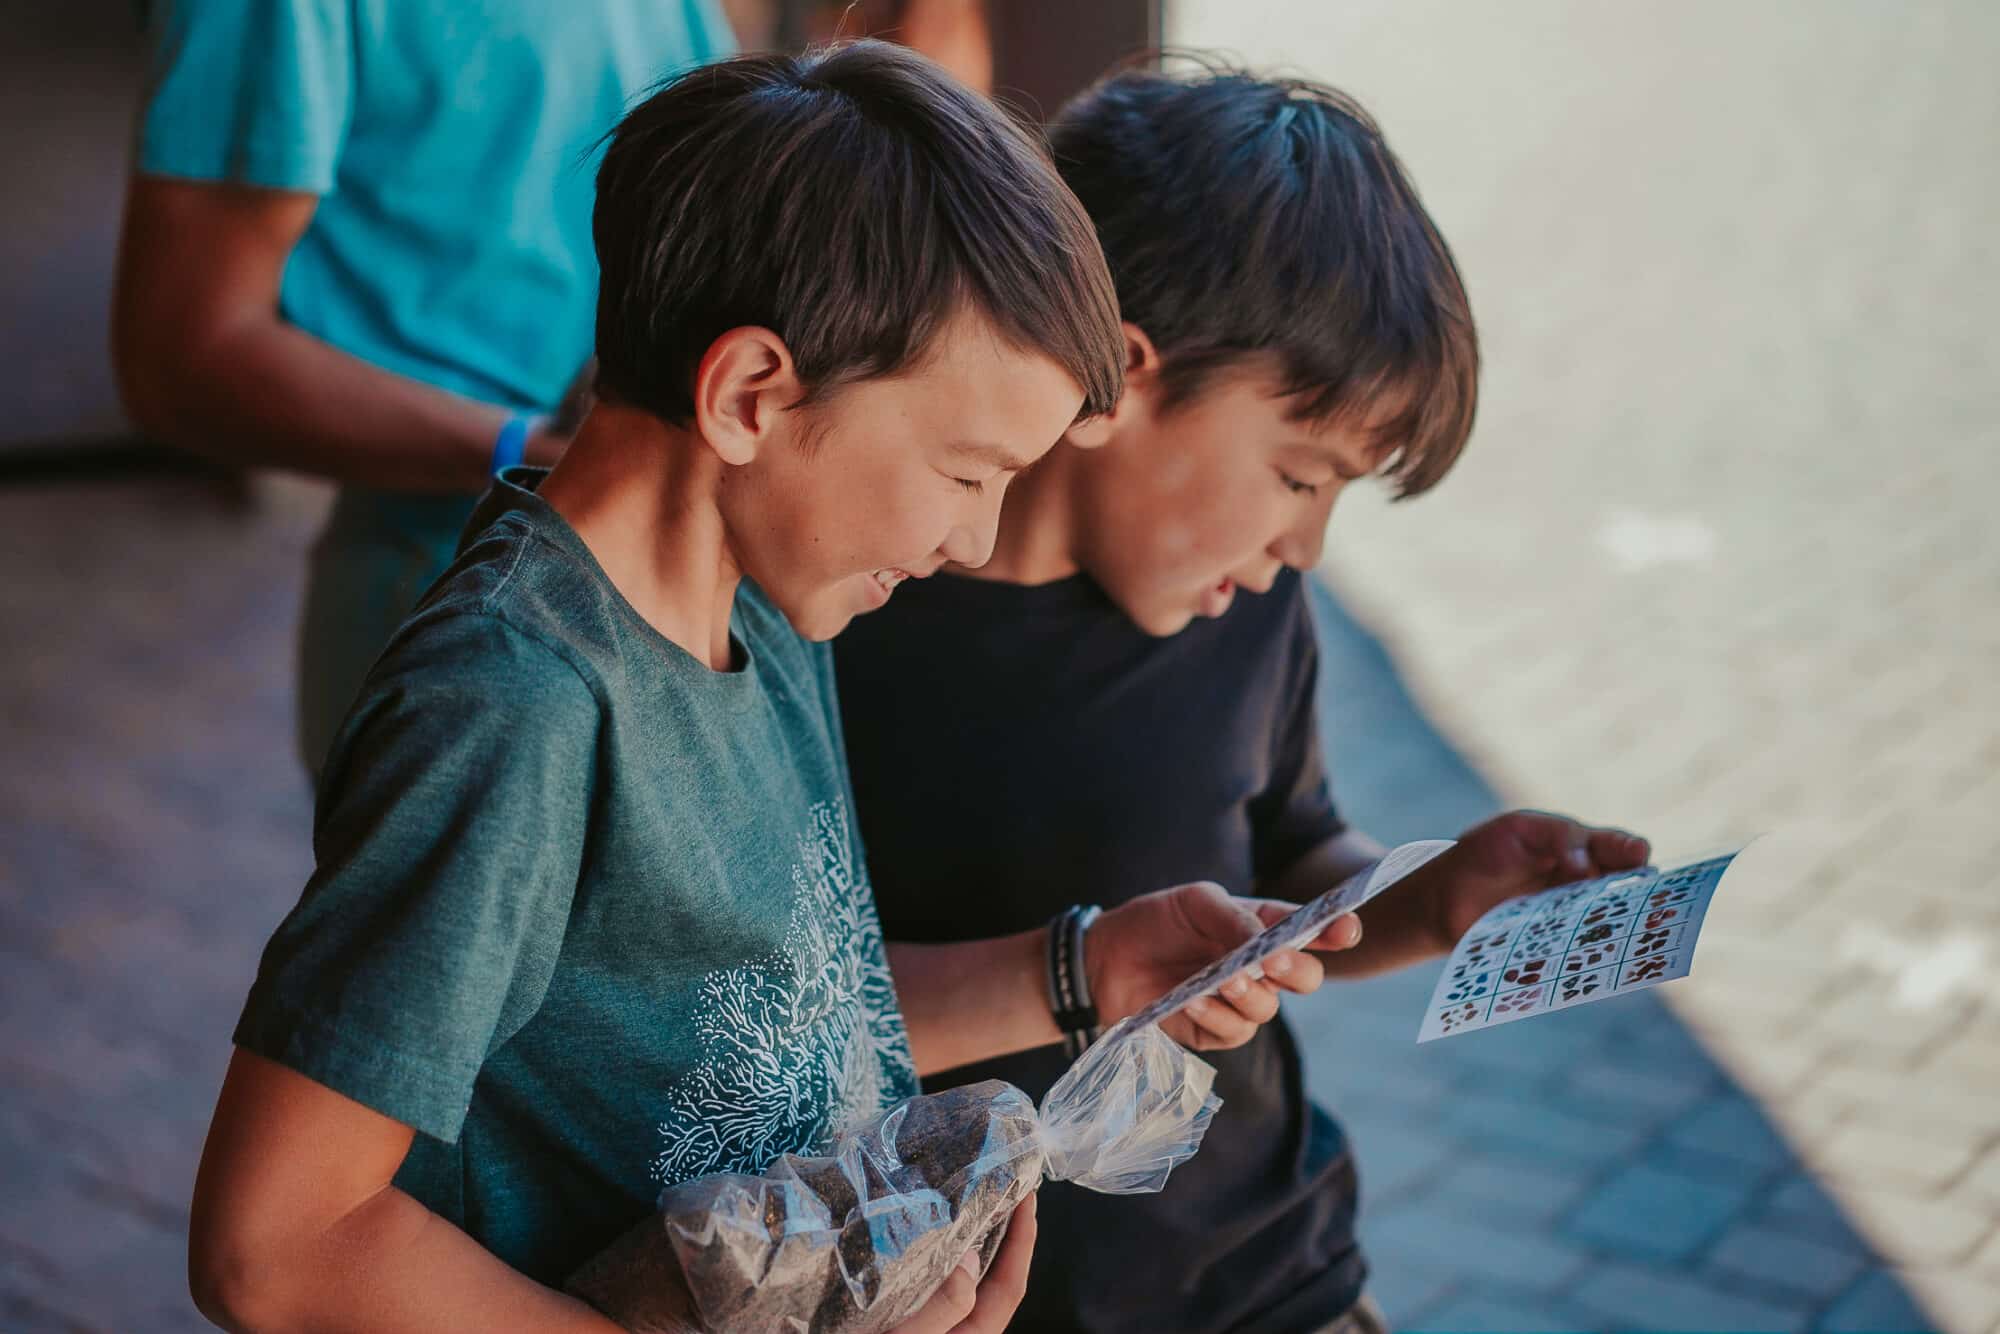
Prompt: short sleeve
<box><xmin>234</xmin><ymin>614</ymin><xmax>601</xmax><ymax>1143</ymax></box>
<box><xmin>136</xmin><ymin>0</ymin><xmax>353</xmax><ymax>192</ymax></box>
<box><xmin>1247</xmin><ymin>576</ymin><xmax>1347</xmax><ymax>881</ymax></box>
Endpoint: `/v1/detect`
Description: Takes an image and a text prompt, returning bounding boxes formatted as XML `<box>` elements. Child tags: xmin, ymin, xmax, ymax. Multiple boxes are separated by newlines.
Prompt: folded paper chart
<box><xmin>1418</xmin><ymin>851</ymin><xmax>1738</xmax><ymax>1042</ymax></box>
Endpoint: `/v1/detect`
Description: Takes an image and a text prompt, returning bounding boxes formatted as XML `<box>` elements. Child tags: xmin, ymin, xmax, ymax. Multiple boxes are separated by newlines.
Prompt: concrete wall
<box><xmin>1</xmin><ymin>0</ymin><xmax>147</xmax><ymax>454</ymax></box>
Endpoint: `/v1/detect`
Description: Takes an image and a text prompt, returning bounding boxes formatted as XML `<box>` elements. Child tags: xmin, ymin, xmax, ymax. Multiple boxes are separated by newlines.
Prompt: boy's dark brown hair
<box><xmin>592</xmin><ymin>41</ymin><xmax>1124</xmax><ymax>427</ymax></box>
<box><xmin>1050</xmin><ymin>60</ymin><xmax>1478</xmax><ymax>496</ymax></box>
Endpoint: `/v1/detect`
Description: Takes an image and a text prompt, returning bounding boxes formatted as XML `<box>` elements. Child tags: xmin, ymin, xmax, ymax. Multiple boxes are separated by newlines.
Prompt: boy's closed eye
<box><xmin>1276</xmin><ymin>439</ymin><xmax>1377</xmax><ymax>497</ymax></box>
<box><xmin>945</xmin><ymin>438</ymin><xmax>1037</xmax><ymax>496</ymax></box>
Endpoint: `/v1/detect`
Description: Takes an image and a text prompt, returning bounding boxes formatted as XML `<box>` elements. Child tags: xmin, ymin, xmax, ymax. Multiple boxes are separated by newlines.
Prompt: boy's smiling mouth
<box><xmin>863</xmin><ymin>566</ymin><xmax>924</xmax><ymax>608</ymax></box>
<box><xmin>863</xmin><ymin>557</ymin><xmax>953</xmax><ymax>608</ymax></box>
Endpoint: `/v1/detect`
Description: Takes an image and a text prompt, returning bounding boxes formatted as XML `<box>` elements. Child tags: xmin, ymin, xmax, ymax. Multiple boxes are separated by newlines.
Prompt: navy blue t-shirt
<box><xmin>835</xmin><ymin>567</ymin><xmax>1362</xmax><ymax>1334</ymax></box>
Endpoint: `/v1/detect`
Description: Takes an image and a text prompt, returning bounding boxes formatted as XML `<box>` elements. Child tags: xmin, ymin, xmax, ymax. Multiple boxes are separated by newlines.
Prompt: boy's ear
<box><xmin>1066</xmin><ymin>322</ymin><xmax>1160</xmax><ymax>451</ymax></box>
<box><xmin>691</xmin><ymin>327</ymin><xmax>800</xmax><ymax>467</ymax></box>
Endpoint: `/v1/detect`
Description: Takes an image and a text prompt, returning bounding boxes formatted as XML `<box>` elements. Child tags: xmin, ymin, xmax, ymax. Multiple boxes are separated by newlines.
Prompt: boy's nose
<box><xmin>1273</xmin><ymin>494</ymin><xmax>1336</xmax><ymax>570</ymax></box>
<box><xmin>941</xmin><ymin>515</ymin><xmax>998</xmax><ymax>570</ymax></box>
<box><xmin>1271</xmin><ymin>527</ymin><xmax>1324</xmax><ymax>571</ymax></box>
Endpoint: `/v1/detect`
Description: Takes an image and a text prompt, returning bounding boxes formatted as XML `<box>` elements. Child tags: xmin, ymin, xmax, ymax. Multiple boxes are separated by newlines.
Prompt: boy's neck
<box><xmin>538</xmin><ymin>403</ymin><xmax>742</xmax><ymax>672</ymax></box>
<box><xmin>965</xmin><ymin>440</ymin><xmax>1087</xmax><ymax>586</ymax></box>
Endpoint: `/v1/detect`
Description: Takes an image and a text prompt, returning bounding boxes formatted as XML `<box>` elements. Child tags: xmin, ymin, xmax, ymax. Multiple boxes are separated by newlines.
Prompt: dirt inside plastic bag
<box><xmin>567</xmin><ymin>1081</ymin><xmax>1045</xmax><ymax>1333</ymax></box>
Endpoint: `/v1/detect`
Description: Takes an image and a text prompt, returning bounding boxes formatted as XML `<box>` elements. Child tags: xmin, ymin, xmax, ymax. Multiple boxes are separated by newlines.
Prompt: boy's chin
<box><xmin>787</xmin><ymin>603</ymin><xmax>855</xmax><ymax>642</ymax></box>
<box><xmin>780</xmin><ymin>581</ymin><xmax>876</xmax><ymax>641</ymax></box>
<box><xmin>1118</xmin><ymin>595</ymin><xmax>1199</xmax><ymax>638</ymax></box>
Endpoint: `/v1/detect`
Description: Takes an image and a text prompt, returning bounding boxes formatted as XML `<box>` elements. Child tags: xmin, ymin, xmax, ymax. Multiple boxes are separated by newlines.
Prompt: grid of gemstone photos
<box><xmin>1420</xmin><ymin>854</ymin><xmax>1734</xmax><ymax>1041</ymax></box>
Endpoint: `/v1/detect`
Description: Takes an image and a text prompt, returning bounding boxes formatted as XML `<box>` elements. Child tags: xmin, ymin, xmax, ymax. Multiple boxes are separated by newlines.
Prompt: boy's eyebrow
<box><xmin>948</xmin><ymin>440</ymin><xmax>1037</xmax><ymax>472</ymax></box>
<box><xmin>1298</xmin><ymin>442</ymin><xmax>1376</xmax><ymax>482</ymax></box>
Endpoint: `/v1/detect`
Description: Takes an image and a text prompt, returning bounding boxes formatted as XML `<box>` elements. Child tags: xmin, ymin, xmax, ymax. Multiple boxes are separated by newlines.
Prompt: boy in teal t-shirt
<box><xmin>189</xmin><ymin>43</ymin><xmax>1360</xmax><ymax>1332</ymax></box>
<box><xmin>234</xmin><ymin>475</ymin><xmax>923</xmax><ymax>1283</ymax></box>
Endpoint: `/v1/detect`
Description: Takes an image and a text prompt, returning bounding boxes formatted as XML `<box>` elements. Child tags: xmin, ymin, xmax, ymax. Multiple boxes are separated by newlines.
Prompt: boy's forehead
<box><xmin>1276</xmin><ymin>378</ymin><xmax>1413</xmax><ymax>477</ymax></box>
<box><xmin>1196</xmin><ymin>363</ymin><xmax>1396</xmax><ymax>476</ymax></box>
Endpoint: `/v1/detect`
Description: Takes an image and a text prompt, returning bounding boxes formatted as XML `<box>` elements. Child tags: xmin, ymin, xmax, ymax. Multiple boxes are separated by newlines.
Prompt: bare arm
<box><xmin>189</xmin><ymin>1049</ymin><xmax>621</xmax><ymax>1333</ymax></box>
<box><xmin>894</xmin><ymin>0</ymin><xmax>992</xmax><ymax>92</ymax></box>
<box><xmin>111</xmin><ymin>176</ymin><xmax>562</xmax><ymax>493</ymax></box>
<box><xmin>887</xmin><ymin>930</ymin><xmax>1061</xmax><ymax>1075</ymax></box>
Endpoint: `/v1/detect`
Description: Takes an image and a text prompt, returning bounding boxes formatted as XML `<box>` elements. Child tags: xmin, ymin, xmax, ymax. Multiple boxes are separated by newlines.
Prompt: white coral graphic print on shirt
<box><xmin>651</xmin><ymin>801</ymin><xmax>917</xmax><ymax>1187</ymax></box>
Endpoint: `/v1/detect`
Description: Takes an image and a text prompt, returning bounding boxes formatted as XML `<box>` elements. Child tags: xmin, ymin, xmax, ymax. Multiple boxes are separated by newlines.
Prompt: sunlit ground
<box><xmin>1169</xmin><ymin>0</ymin><xmax>2000</xmax><ymax>1328</ymax></box>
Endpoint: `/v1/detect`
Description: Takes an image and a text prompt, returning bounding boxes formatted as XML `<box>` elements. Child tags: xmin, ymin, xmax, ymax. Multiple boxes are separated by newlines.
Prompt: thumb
<box><xmin>1173</xmin><ymin>881</ymin><xmax>1265</xmax><ymax>949</ymax></box>
<box><xmin>889</xmin><ymin>1253</ymin><xmax>980</xmax><ymax>1334</ymax></box>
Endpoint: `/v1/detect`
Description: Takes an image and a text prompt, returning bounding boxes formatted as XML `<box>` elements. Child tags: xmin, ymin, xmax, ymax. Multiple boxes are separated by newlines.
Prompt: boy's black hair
<box><xmin>593</xmin><ymin>41</ymin><xmax>1124</xmax><ymax>427</ymax></box>
<box><xmin>1050</xmin><ymin>59</ymin><xmax>1478</xmax><ymax>496</ymax></box>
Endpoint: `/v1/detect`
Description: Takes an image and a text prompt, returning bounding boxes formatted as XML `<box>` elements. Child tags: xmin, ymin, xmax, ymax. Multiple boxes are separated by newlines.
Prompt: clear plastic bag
<box><xmin>567</xmin><ymin>1023</ymin><xmax>1219</xmax><ymax>1333</ymax></box>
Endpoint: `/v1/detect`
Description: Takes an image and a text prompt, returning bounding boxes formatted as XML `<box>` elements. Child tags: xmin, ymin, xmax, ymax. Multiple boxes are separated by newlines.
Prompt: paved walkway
<box><xmin>2</xmin><ymin>470</ymin><xmax>1972</xmax><ymax>1333</ymax></box>
<box><xmin>1173</xmin><ymin>1</ymin><xmax>2000</xmax><ymax>1330</ymax></box>
<box><xmin>1</xmin><ymin>476</ymin><xmax>320</xmax><ymax>1332</ymax></box>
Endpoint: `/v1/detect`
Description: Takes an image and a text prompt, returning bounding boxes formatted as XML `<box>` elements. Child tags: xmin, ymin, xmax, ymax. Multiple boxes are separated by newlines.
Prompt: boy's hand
<box><xmin>1088</xmin><ymin>882</ymin><xmax>1362</xmax><ymax>1052</ymax></box>
<box><xmin>890</xmin><ymin>1195</ymin><xmax>1037</xmax><ymax>1334</ymax></box>
<box><xmin>1418</xmin><ymin>811</ymin><xmax>1650</xmax><ymax>949</ymax></box>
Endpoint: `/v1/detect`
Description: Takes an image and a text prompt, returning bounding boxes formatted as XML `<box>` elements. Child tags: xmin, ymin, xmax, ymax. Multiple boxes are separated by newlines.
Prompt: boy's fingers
<box><xmin>1251</xmin><ymin>898</ymin><xmax>1300</xmax><ymax>930</ymax></box>
<box><xmin>1215</xmin><ymin>977</ymin><xmax>1281</xmax><ymax>1026</ymax></box>
<box><xmin>1243</xmin><ymin>899</ymin><xmax>1361</xmax><ymax>957</ymax></box>
<box><xmin>1261</xmin><ymin>947</ymin><xmax>1325</xmax><ymax>995</ymax></box>
<box><xmin>895</xmin><ymin>1258</ymin><xmax>979</xmax><ymax>1334</ymax></box>
<box><xmin>1177</xmin><ymin>881</ymin><xmax>1265</xmax><ymax>947</ymax></box>
<box><xmin>1557</xmin><ymin>821</ymin><xmax>1593</xmax><ymax>877</ymax></box>
<box><xmin>1588</xmin><ymin>827</ymin><xmax>1650</xmax><ymax>869</ymax></box>
<box><xmin>1509</xmin><ymin>810</ymin><xmax>1583</xmax><ymax>874</ymax></box>
<box><xmin>958</xmin><ymin>1196</ymin><xmax>1037</xmax><ymax>1331</ymax></box>
<box><xmin>1305</xmin><ymin>913</ymin><xmax>1363</xmax><ymax>953</ymax></box>
<box><xmin>1184</xmin><ymin>996</ymin><xmax>1256</xmax><ymax>1048</ymax></box>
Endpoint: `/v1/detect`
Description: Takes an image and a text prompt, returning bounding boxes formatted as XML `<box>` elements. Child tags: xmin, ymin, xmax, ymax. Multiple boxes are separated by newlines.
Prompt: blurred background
<box><xmin>3</xmin><ymin>1</ymin><xmax>1995</xmax><ymax>1330</ymax></box>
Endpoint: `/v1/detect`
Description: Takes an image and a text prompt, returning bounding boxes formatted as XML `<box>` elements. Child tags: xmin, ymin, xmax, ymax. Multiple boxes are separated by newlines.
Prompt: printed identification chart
<box><xmin>1418</xmin><ymin>852</ymin><xmax>1738</xmax><ymax>1042</ymax></box>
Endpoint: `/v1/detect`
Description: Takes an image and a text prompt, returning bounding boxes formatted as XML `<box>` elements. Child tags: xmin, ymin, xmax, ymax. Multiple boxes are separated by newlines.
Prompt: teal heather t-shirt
<box><xmin>235</xmin><ymin>471</ymin><xmax>920</xmax><ymax>1284</ymax></box>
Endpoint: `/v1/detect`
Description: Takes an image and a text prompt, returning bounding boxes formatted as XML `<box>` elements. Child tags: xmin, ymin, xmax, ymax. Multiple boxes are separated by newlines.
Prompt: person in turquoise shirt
<box><xmin>112</xmin><ymin>0</ymin><xmax>737</xmax><ymax>778</ymax></box>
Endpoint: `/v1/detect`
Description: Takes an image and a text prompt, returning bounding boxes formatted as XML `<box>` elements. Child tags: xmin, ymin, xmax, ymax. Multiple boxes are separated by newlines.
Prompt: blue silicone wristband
<box><xmin>490</xmin><ymin>415</ymin><xmax>533</xmax><ymax>475</ymax></box>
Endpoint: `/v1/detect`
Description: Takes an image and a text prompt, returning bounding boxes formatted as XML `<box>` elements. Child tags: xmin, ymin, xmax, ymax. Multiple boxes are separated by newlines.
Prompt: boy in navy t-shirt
<box><xmin>837</xmin><ymin>66</ymin><xmax>1650</xmax><ymax>1334</ymax></box>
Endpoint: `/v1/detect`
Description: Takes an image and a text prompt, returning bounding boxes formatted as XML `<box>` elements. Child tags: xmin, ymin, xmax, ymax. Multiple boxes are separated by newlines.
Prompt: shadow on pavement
<box><xmin>1298</xmin><ymin>580</ymin><xmax>1938</xmax><ymax>1334</ymax></box>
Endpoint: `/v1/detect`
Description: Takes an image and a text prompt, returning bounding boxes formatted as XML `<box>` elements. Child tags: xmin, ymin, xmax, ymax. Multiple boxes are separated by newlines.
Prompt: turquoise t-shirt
<box><xmin>235</xmin><ymin>472</ymin><xmax>921</xmax><ymax>1284</ymax></box>
<box><xmin>135</xmin><ymin>0</ymin><xmax>738</xmax><ymax>776</ymax></box>
<box><xmin>135</xmin><ymin>0</ymin><xmax>736</xmax><ymax>412</ymax></box>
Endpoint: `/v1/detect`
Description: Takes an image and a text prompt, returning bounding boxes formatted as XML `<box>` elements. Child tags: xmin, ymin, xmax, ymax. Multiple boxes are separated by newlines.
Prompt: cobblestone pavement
<box><xmin>0</xmin><ymin>478</ymin><xmax>1541</xmax><ymax>1331</ymax></box>
<box><xmin>1174</xmin><ymin>1</ymin><xmax>2000</xmax><ymax>1330</ymax></box>
<box><xmin>0</xmin><ymin>477</ymin><xmax>322</xmax><ymax>1333</ymax></box>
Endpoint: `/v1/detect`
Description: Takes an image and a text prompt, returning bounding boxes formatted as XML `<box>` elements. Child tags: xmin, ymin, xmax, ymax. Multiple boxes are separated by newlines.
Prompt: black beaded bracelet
<box><xmin>1046</xmin><ymin>904</ymin><xmax>1104</xmax><ymax>1060</ymax></box>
